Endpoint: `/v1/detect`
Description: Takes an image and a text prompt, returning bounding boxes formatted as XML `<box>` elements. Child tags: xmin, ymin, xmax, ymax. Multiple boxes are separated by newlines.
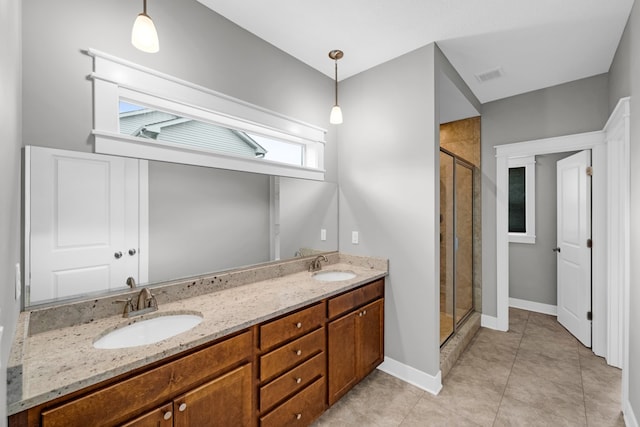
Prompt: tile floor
<box><xmin>314</xmin><ymin>308</ymin><xmax>624</xmax><ymax>426</ymax></box>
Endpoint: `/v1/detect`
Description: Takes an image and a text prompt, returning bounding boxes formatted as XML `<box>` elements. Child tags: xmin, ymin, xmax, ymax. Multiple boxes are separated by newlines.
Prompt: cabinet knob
<box><xmin>178</xmin><ymin>403</ymin><xmax>187</xmax><ymax>412</ymax></box>
<box><xmin>363</xmin><ymin>310</ymin><xmax>367</xmax><ymax>315</ymax></box>
<box><xmin>296</xmin><ymin>322</ymin><xmax>302</xmax><ymax>329</ymax></box>
<box><xmin>359</xmin><ymin>312</ymin><xmax>363</xmax><ymax>317</ymax></box>
<box><xmin>295</xmin><ymin>349</ymin><xmax>302</xmax><ymax>356</ymax></box>
<box><xmin>296</xmin><ymin>413</ymin><xmax>302</xmax><ymax>420</ymax></box>
<box><xmin>114</xmin><ymin>251</ymin><xmax>123</xmax><ymax>259</ymax></box>
<box><xmin>296</xmin><ymin>377</ymin><xmax>302</xmax><ymax>384</ymax></box>
<box><xmin>128</xmin><ymin>248</ymin><xmax>137</xmax><ymax>256</ymax></box>
<box><xmin>163</xmin><ymin>411</ymin><xmax>172</xmax><ymax>420</ymax></box>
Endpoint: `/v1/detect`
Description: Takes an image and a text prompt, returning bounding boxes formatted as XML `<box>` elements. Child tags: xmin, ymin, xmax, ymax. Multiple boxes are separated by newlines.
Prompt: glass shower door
<box><xmin>440</xmin><ymin>150</ymin><xmax>474</xmax><ymax>345</ymax></box>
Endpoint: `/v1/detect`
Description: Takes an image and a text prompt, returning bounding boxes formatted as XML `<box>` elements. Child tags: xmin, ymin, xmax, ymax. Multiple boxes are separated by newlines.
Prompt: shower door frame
<box><xmin>440</xmin><ymin>147</ymin><xmax>475</xmax><ymax>346</ymax></box>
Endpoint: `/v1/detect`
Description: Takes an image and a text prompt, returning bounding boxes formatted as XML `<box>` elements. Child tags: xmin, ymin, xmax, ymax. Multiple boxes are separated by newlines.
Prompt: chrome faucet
<box><xmin>114</xmin><ymin>287</ymin><xmax>158</xmax><ymax>318</ymax></box>
<box><xmin>308</xmin><ymin>255</ymin><xmax>328</xmax><ymax>272</ymax></box>
<box><xmin>137</xmin><ymin>287</ymin><xmax>154</xmax><ymax>311</ymax></box>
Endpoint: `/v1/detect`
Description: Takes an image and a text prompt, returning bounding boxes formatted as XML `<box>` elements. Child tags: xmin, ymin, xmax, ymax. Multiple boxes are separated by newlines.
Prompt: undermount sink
<box><xmin>93</xmin><ymin>313</ymin><xmax>203</xmax><ymax>349</ymax></box>
<box><xmin>312</xmin><ymin>270</ymin><xmax>357</xmax><ymax>282</ymax></box>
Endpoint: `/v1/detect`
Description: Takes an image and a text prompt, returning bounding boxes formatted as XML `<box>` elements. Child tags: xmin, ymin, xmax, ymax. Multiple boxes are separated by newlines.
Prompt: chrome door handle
<box><xmin>552</xmin><ymin>247</ymin><xmax>561</xmax><ymax>253</ymax></box>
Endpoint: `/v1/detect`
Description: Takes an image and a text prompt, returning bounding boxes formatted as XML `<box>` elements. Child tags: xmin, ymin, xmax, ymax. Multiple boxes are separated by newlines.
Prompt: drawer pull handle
<box><xmin>296</xmin><ymin>413</ymin><xmax>302</xmax><ymax>420</ymax></box>
<box><xmin>296</xmin><ymin>377</ymin><xmax>302</xmax><ymax>384</ymax></box>
<box><xmin>178</xmin><ymin>403</ymin><xmax>187</xmax><ymax>412</ymax></box>
<box><xmin>295</xmin><ymin>349</ymin><xmax>302</xmax><ymax>356</ymax></box>
<box><xmin>163</xmin><ymin>411</ymin><xmax>172</xmax><ymax>420</ymax></box>
<box><xmin>296</xmin><ymin>322</ymin><xmax>302</xmax><ymax>329</ymax></box>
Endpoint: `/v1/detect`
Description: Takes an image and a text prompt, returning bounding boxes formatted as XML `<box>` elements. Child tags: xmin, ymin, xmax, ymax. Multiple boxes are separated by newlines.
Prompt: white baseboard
<box><xmin>481</xmin><ymin>314</ymin><xmax>499</xmax><ymax>330</ymax></box>
<box><xmin>625</xmin><ymin>399</ymin><xmax>639</xmax><ymax>427</ymax></box>
<box><xmin>509</xmin><ymin>297</ymin><xmax>557</xmax><ymax>316</ymax></box>
<box><xmin>377</xmin><ymin>357</ymin><xmax>442</xmax><ymax>395</ymax></box>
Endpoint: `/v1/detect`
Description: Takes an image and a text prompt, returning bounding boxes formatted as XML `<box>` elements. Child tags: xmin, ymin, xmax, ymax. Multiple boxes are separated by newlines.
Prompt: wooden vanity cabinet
<box><xmin>257</xmin><ymin>302</ymin><xmax>327</xmax><ymax>426</ymax></box>
<box><xmin>121</xmin><ymin>364</ymin><xmax>253</xmax><ymax>427</ymax></box>
<box><xmin>327</xmin><ymin>279</ymin><xmax>384</xmax><ymax>405</ymax></box>
<box><xmin>10</xmin><ymin>278</ymin><xmax>386</xmax><ymax>427</ymax></box>
<box><xmin>32</xmin><ymin>330</ymin><xmax>254</xmax><ymax>427</ymax></box>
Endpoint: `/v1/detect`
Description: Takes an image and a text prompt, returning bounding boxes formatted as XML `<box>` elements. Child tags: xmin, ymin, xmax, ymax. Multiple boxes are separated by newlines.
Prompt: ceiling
<box><xmin>197</xmin><ymin>0</ymin><xmax>634</xmax><ymax>104</ymax></box>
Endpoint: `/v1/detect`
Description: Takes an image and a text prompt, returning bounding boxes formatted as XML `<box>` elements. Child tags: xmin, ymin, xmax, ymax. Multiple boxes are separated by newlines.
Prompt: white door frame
<box><xmin>493</xmin><ymin>96</ymin><xmax>630</xmax><ymax>404</ymax></box>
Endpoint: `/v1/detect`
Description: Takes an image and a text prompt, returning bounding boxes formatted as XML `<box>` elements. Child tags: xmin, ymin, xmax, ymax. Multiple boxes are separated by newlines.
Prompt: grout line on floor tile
<box><xmin>491</xmin><ymin>309</ymin><xmax>530</xmax><ymax>427</ymax></box>
<box><xmin>577</xmin><ymin>339</ymin><xmax>590</xmax><ymax>426</ymax></box>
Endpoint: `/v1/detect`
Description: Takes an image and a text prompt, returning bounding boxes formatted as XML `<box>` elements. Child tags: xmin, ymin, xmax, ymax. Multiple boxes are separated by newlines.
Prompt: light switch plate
<box><xmin>320</xmin><ymin>229</ymin><xmax>327</xmax><ymax>241</ymax></box>
<box><xmin>352</xmin><ymin>231</ymin><xmax>359</xmax><ymax>244</ymax></box>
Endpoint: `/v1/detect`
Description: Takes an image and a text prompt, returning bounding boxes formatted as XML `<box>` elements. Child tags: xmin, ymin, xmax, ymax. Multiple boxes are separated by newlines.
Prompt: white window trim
<box><xmin>508</xmin><ymin>155</ymin><xmax>536</xmax><ymax>244</ymax></box>
<box><xmin>87</xmin><ymin>48</ymin><xmax>327</xmax><ymax>181</ymax></box>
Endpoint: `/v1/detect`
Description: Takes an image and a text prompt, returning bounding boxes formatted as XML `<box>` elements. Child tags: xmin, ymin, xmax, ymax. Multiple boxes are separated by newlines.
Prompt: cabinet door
<box><xmin>173</xmin><ymin>363</ymin><xmax>252</xmax><ymax>427</ymax></box>
<box><xmin>120</xmin><ymin>403</ymin><xmax>173</xmax><ymax>427</ymax></box>
<box><xmin>358</xmin><ymin>299</ymin><xmax>384</xmax><ymax>378</ymax></box>
<box><xmin>327</xmin><ymin>311</ymin><xmax>358</xmax><ymax>405</ymax></box>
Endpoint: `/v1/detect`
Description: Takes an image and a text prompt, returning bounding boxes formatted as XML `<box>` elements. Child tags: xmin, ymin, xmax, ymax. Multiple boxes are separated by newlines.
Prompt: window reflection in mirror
<box><xmin>118</xmin><ymin>101</ymin><xmax>304</xmax><ymax>167</ymax></box>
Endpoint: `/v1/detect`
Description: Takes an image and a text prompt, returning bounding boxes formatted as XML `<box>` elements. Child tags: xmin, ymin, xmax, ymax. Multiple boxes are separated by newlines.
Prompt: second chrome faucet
<box><xmin>308</xmin><ymin>255</ymin><xmax>328</xmax><ymax>272</ymax></box>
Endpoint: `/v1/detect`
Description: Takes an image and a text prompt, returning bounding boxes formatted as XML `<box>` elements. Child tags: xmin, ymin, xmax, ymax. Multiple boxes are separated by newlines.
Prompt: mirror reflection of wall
<box><xmin>148</xmin><ymin>161</ymin><xmax>271</xmax><ymax>283</ymax></box>
<box><xmin>279</xmin><ymin>177</ymin><xmax>338</xmax><ymax>259</ymax></box>
<box><xmin>25</xmin><ymin>147</ymin><xmax>338</xmax><ymax>307</ymax></box>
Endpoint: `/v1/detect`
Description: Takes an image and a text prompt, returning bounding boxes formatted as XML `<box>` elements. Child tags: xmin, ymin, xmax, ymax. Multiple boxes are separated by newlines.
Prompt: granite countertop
<box><xmin>7</xmin><ymin>253</ymin><xmax>387</xmax><ymax>415</ymax></box>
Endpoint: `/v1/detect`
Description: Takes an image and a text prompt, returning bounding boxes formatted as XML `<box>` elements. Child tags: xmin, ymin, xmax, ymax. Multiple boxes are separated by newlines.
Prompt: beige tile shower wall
<box><xmin>440</xmin><ymin>117</ymin><xmax>481</xmax><ymax>167</ymax></box>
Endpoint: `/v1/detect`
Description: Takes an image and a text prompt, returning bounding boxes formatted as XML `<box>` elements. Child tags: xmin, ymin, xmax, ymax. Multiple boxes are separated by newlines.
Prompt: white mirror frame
<box><xmin>87</xmin><ymin>48</ymin><xmax>327</xmax><ymax>181</ymax></box>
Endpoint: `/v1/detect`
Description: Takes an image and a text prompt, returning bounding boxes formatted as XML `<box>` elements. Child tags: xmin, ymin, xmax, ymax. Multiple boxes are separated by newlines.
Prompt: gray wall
<box><xmin>338</xmin><ymin>44</ymin><xmax>479</xmax><ymax>379</ymax></box>
<box><xmin>148</xmin><ymin>163</ymin><xmax>270</xmax><ymax>282</ymax></box>
<box><xmin>509</xmin><ymin>152</ymin><xmax>576</xmax><ymax>306</ymax></box>
<box><xmin>0</xmin><ymin>0</ymin><xmax>22</xmax><ymax>424</ymax></box>
<box><xmin>608</xmin><ymin>1</ymin><xmax>640</xmax><ymax>420</ymax></box>
<box><xmin>481</xmin><ymin>74</ymin><xmax>610</xmax><ymax>316</ymax></box>
<box><xmin>339</xmin><ymin>44</ymin><xmax>439</xmax><ymax>376</ymax></box>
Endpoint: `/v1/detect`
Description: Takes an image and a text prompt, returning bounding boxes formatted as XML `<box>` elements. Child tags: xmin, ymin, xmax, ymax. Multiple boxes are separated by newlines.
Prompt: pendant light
<box><xmin>329</xmin><ymin>50</ymin><xmax>344</xmax><ymax>124</ymax></box>
<box><xmin>131</xmin><ymin>0</ymin><xmax>160</xmax><ymax>53</ymax></box>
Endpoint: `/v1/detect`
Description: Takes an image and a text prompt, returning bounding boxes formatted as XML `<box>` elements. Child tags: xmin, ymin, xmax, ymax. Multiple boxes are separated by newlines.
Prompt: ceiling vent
<box><xmin>475</xmin><ymin>67</ymin><xmax>503</xmax><ymax>83</ymax></box>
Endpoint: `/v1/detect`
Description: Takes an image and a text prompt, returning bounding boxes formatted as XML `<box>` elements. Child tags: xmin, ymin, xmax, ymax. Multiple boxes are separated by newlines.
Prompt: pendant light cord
<box><xmin>334</xmin><ymin>60</ymin><xmax>339</xmax><ymax>105</ymax></box>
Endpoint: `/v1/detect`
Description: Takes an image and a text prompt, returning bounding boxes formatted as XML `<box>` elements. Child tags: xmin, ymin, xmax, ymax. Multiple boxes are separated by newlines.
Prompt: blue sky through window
<box><xmin>119</xmin><ymin>101</ymin><xmax>145</xmax><ymax>114</ymax></box>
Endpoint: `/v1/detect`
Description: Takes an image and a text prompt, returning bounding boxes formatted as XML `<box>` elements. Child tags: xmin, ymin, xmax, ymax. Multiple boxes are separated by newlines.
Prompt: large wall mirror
<box><xmin>25</xmin><ymin>147</ymin><xmax>338</xmax><ymax>307</ymax></box>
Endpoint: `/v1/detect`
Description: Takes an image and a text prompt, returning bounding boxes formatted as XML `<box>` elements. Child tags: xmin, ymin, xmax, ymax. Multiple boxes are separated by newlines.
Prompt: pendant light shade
<box><xmin>330</xmin><ymin>105</ymin><xmax>343</xmax><ymax>124</ymax></box>
<box><xmin>328</xmin><ymin>50</ymin><xmax>344</xmax><ymax>125</ymax></box>
<box><xmin>132</xmin><ymin>0</ymin><xmax>159</xmax><ymax>53</ymax></box>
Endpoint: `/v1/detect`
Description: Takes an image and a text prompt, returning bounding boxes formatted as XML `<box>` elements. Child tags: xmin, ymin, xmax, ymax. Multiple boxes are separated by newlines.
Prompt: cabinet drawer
<box><xmin>327</xmin><ymin>279</ymin><xmax>384</xmax><ymax>319</ymax></box>
<box><xmin>260</xmin><ymin>352</ymin><xmax>325</xmax><ymax>412</ymax></box>
<box><xmin>260</xmin><ymin>328</ymin><xmax>324</xmax><ymax>382</ymax></box>
<box><xmin>41</xmin><ymin>330</ymin><xmax>252</xmax><ymax>427</ymax></box>
<box><xmin>260</xmin><ymin>302</ymin><xmax>325</xmax><ymax>350</ymax></box>
<box><xmin>260</xmin><ymin>377</ymin><xmax>326</xmax><ymax>427</ymax></box>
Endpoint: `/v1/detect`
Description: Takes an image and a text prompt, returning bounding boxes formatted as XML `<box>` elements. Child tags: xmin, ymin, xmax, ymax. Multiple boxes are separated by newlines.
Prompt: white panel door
<box><xmin>556</xmin><ymin>150</ymin><xmax>592</xmax><ymax>346</ymax></box>
<box><xmin>28</xmin><ymin>147</ymin><xmax>140</xmax><ymax>303</ymax></box>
